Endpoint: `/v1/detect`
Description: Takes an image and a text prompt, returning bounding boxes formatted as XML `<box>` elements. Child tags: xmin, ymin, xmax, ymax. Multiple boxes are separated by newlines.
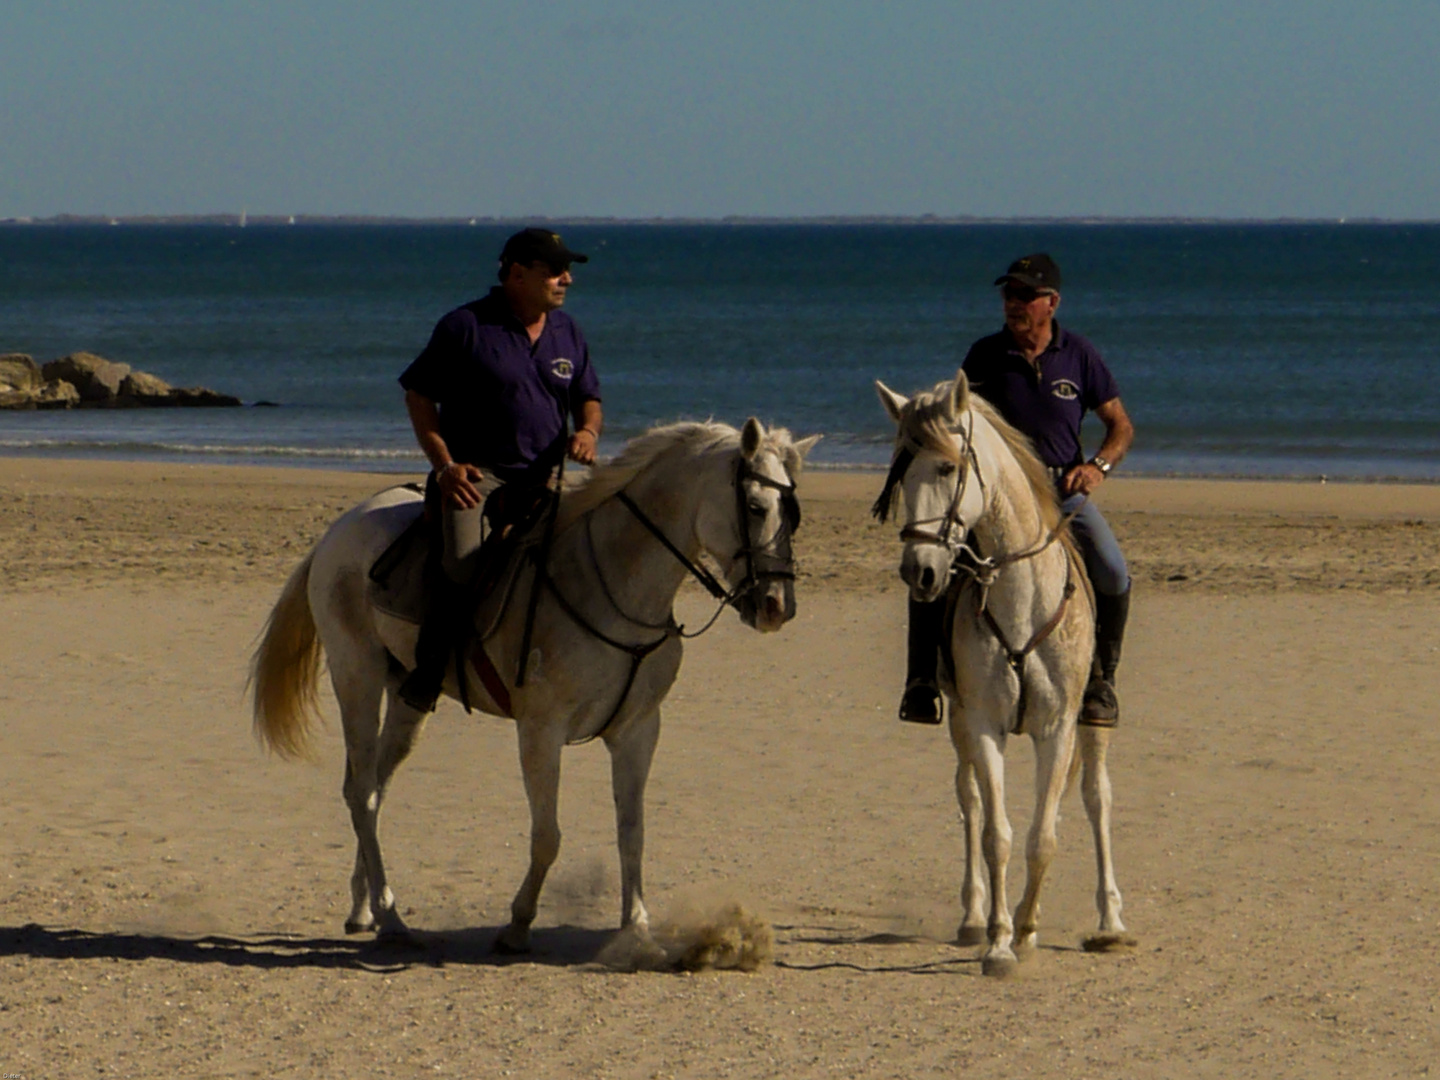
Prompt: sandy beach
<box><xmin>2</xmin><ymin>457</ymin><xmax>1438</xmax><ymax>1078</ymax></box>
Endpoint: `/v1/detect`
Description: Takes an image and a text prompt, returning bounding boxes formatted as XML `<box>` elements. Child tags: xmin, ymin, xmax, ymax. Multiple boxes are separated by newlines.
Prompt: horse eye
<box><xmin>748</xmin><ymin>501</ymin><xmax>766</xmax><ymax>516</ymax></box>
<box><xmin>936</xmin><ymin>461</ymin><xmax>957</xmax><ymax>477</ymax></box>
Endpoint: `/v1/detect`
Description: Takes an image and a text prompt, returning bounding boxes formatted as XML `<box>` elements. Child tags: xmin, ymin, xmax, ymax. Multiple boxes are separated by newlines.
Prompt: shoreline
<box><xmin>3</xmin><ymin>447</ymin><xmax>1439</xmax><ymax>488</ymax></box>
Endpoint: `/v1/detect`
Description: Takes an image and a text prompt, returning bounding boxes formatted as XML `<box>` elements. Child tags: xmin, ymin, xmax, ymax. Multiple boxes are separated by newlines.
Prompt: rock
<box><xmin>0</xmin><ymin>388</ymin><xmax>37</xmax><ymax>409</ymax></box>
<box><xmin>0</xmin><ymin>353</ymin><xmax>42</xmax><ymax>392</ymax></box>
<box><xmin>118</xmin><ymin>370</ymin><xmax>175</xmax><ymax>406</ymax></box>
<box><xmin>36</xmin><ymin>380</ymin><xmax>81</xmax><ymax>409</ymax></box>
<box><xmin>168</xmin><ymin>387</ymin><xmax>242</xmax><ymax>407</ymax></box>
<box><xmin>42</xmin><ymin>352</ymin><xmax>132</xmax><ymax>403</ymax></box>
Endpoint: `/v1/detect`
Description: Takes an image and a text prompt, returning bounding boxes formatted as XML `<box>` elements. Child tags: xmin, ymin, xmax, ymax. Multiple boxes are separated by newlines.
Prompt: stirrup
<box><xmin>899</xmin><ymin>681</ymin><xmax>943</xmax><ymax>725</ymax></box>
<box><xmin>1080</xmin><ymin>676</ymin><xmax>1119</xmax><ymax>727</ymax></box>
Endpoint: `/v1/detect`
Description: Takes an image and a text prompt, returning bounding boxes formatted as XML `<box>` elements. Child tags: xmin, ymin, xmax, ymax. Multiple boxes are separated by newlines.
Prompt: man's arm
<box><xmin>405</xmin><ymin>389</ymin><xmax>484</xmax><ymax>509</ymax></box>
<box><xmin>1062</xmin><ymin>396</ymin><xmax>1135</xmax><ymax>496</ymax></box>
<box><xmin>568</xmin><ymin>398</ymin><xmax>603</xmax><ymax>466</ymax></box>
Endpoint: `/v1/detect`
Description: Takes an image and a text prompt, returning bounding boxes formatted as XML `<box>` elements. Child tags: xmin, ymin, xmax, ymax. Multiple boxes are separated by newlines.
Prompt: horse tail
<box><xmin>249</xmin><ymin>551</ymin><xmax>323</xmax><ymax>761</ymax></box>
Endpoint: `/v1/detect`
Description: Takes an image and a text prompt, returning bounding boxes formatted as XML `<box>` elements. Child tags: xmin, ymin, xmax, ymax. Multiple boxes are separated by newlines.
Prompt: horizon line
<box><xmin>4</xmin><ymin>212</ymin><xmax>1438</xmax><ymax>228</ymax></box>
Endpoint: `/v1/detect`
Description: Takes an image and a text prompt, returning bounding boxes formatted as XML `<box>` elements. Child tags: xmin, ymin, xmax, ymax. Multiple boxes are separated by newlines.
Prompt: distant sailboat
<box><xmin>239</xmin><ymin>209</ymin><xmax>248</xmax><ymax>228</ymax></box>
<box><xmin>287</xmin><ymin>215</ymin><xmax>296</xmax><ymax>225</ymax></box>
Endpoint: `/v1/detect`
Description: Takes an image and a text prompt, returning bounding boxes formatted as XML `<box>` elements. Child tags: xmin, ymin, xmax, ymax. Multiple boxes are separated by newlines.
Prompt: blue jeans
<box><xmin>1060</xmin><ymin>491</ymin><xmax>1130</xmax><ymax>597</ymax></box>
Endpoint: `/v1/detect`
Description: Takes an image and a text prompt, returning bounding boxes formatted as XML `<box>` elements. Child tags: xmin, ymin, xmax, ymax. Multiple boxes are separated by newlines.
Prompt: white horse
<box><xmin>250</xmin><ymin>419</ymin><xmax>820</xmax><ymax>952</ymax></box>
<box><xmin>875</xmin><ymin>372</ymin><xmax>1125</xmax><ymax>976</ymax></box>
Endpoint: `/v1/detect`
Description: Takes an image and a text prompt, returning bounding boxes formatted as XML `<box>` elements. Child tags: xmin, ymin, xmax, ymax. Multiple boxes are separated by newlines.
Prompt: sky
<box><xmin>2</xmin><ymin>0</ymin><xmax>1437</xmax><ymax>220</ymax></box>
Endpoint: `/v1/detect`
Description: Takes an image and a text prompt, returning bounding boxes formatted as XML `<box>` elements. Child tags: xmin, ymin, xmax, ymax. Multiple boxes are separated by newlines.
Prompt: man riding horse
<box><xmin>900</xmin><ymin>253</ymin><xmax>1135</xmax><ymax>727</ymax></box>
<box><xmin>397</xmin><ymin>227</ymin><xmax>604</xmax><ymax>713</ymax></box>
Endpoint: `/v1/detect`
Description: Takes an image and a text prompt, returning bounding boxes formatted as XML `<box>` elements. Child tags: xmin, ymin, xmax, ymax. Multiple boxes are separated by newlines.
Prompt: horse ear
<box><xmin>741</xmin><ymin>417</ymin><xmax>764</xmax><ymax>459</ymax></box>
<box><xmin>786</xmin><ymin>434</ymin><xmax>823</xmax><ymax>473</ymax></box>
<box><xmin>952</xmin><ymin>369</ymin><xmax>970</xmax><ymax>411</ymax></box>
<box><xmin>875</xmin><ymin>380</ymin><xmax>908</xmax><ymax>423</ymax></box>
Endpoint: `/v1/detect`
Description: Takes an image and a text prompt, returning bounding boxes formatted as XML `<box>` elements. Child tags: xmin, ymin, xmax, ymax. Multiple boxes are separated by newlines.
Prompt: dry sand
<box><xmin>1</xmin><ymin>458</ymin><xmax>1438</xmax><ymax>1078</ymax></box>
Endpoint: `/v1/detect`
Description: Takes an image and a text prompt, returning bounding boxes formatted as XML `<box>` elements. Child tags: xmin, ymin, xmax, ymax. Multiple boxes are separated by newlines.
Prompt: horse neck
<box><xmin>968</xmin><ymin>421</ymin><xmax>1052</xmax><ymax>566</ymax></box>
<box><xmin>556</xmin><ymin>448</ymin><xmax>718</xmax><ymax>627</ymax></box>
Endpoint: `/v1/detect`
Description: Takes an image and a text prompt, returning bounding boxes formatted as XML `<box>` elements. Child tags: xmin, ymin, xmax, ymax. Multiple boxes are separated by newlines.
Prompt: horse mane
<box><xmin>557</xmin><ymin>420</ymin><xmax>802</xmax><ymax>532</ymax></box>
<box><xmin>899</xmin><ymin>380</ymin><xmax>1066</xmax><ymax>538</ymax></box>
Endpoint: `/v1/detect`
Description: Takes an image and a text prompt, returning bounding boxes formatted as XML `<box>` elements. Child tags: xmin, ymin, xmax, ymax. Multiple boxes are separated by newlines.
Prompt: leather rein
<box><xmin>534</xmin><ymin>456</ymin><xmax>799</xmax><ymax>744</ymax></box>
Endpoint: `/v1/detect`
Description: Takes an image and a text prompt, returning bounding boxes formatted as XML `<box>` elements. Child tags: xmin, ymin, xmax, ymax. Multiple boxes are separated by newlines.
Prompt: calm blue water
<box><xmin>2</xmin><ymin>223</ymin><xmax>1438</xmax><ymax>478</ymax></box>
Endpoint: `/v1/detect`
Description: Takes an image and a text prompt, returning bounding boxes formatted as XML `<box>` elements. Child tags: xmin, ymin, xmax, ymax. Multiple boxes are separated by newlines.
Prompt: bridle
<box><xmin>876</xmin><ymin>407</ymin><xmax>1085</xmax><ymax>734</ymax></box>
<box><xmin>540</xmin><ymin>451</ymin><xmax>801</xmax><ymax>743</ymax></box>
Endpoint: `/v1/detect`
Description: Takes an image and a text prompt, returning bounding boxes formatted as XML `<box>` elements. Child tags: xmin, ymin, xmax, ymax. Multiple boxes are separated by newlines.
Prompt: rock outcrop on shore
<box><xmin>0</xmin><ymin>352</ymin><xmax>241</xmax><ymax>409</ymax></box>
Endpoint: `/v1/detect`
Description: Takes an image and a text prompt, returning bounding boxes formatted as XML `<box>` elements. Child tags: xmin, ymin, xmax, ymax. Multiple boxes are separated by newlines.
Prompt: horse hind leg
<box><xmin>334</xmin><ymin>647</ymin><xmax>415</xmax><ymax>942</ymax></box>
<box><xmin>346</xmin><ymin>673</ymin><xmax>431</xmax><ymax>934</ymax></box>
<box><xmin>1012</xmin><ymin>723</ymin><xmax>1076</xmax><ymax>955</ymax></box>
<box><xmin>1079</xmin><ymin>724</ymin><xmax>1131</xmax><ymax>948</ymax></box>
<box><xmin>495</xmin><ymin>723</ymin><xmax>566</xmax><ymax>954</ymax></box>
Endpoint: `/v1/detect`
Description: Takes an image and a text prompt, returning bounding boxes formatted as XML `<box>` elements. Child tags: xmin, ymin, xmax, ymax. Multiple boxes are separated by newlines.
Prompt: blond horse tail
<box><xmin>249</xmin><ymin>552</ymin><xmax>323</xmax><ymax>760</ymax></box>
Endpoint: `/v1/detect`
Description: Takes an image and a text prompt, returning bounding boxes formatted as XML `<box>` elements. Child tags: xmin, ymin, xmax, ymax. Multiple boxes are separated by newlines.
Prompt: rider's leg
<box><xmin>397</xmin><ymin>483</ymin><xmax>484</xmax><ymax>714</ymax></box>
<box><xmin>899</xmin><ymin>596</ymin><xmax>946</xmax><ymax>724</ymax></box>
<box><xmin>1061</xmin><ymin>495</ymin><xmax>1131</xmax><ymax>726</ymax></box>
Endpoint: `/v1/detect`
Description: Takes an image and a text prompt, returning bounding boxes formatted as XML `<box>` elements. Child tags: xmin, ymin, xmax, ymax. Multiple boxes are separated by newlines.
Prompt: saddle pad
<box><xmin>368</xmin><ymin>505</ymin><xmax>431</xmax><ymax>625</ymax></box>
<box><xmin>368</xmin><ymin>503</ymin><xmax>532</xmax><ymax>638</ymax></box>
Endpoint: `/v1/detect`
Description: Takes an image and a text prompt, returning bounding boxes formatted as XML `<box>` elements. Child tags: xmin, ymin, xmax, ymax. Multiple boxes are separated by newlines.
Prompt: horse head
<box><xmin>695</xmin><ymin>417</ymin><xmax>821</xmax><ymax>633</ymax></box>
<box><xmin>875</xmin><ymin>369</ymin><xmax>988</xmax><ymax>604</ymax></box>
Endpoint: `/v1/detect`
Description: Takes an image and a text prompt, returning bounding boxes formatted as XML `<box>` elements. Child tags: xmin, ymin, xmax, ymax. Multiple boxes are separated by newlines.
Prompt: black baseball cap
<box><xmin>499</xmin><ymin>227</ymin><xmax>589</xmax><ymax>270</ymax></box>
<box><xmin>994</xmin><ymin>253</ymin><xmax>1062</xmax><ymax>292</ymax></box>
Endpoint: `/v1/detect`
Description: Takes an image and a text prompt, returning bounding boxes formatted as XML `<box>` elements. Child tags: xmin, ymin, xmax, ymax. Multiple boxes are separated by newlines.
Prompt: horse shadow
<box><xmin>0</xmin><ymin>922</ymin><xmax>616</xmax><ymax>973</ymax></box>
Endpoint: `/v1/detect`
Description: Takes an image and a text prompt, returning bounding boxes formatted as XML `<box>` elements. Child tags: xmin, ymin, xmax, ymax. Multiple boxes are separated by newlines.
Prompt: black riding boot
<box><xmin>398</xmin><ymin>583</ymin><xmax>468</xmax><ymax>713</ymax></box>
<box><xmin>1081</xmin><ymin>587</ymin><xmax>1130</xmax><ymax>725</ymax></box>
<box><xmin>899</xmin><ymin>597</ymin><xmax>946</xmax><ymax>724</ymax></box>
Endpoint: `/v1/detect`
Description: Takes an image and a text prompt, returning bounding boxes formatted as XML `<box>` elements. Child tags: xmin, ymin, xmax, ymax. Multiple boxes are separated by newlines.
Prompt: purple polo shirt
<box><xmin>961</xmin><ymin>322</ymin><xmax>1119</xmax><ymax>469</ymax></box>
<box><xmin>399</xmin><ymin>287</ymin><xmax>601</xmax><ymax>483</ymax></box>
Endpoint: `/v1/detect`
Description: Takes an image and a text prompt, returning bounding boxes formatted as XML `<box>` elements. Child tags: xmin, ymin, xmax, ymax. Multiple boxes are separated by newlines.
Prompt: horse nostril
<box><xmin>920</xmin><ymin>565</ymin><xmax>936</xmax><ymax>591</ymax></box>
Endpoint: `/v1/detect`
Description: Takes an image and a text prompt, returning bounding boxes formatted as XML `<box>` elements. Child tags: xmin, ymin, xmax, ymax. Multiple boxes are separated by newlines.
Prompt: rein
<box><xmin>536</xmin><ymin>454</ymin><xmax>800</xmax><ymax>744</ymax></box>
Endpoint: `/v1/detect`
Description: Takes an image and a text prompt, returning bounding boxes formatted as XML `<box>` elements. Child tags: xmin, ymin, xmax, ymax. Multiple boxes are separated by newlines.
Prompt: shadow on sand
<box><xmin>0</xmin><ymin>922</ymin><xmax>615</xmax><ymax>973</ymax></box>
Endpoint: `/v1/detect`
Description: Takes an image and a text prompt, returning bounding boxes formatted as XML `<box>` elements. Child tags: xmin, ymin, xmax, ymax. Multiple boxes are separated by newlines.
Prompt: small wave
<box><xmin>0</xmin><ymin>437</ymin><xmax>424</xmax><ymax>460</ymax></box>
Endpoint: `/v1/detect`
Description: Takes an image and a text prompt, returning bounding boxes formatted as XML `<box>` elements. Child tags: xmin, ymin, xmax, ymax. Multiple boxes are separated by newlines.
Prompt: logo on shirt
<box><xmin>1050</xmin><ymin>378</ymin><xmax>1080</xmax><ymax>401</ymax></box>
<box><xmin>550</xmin><ymin>358</ymin><xmax>574</xmax><ymax>380</ymax></box>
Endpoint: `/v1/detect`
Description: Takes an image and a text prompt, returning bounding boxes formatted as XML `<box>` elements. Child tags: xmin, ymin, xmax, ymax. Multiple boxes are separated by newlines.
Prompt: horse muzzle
<box><xmin>735</xmin><ymin>573</ymin><xmax>796</xmax><ymax>633</ymax></box>
<box><xmin>901</xmin><ymin>545</ymin><xmax>950</xmax><ymax>604</ymax></box>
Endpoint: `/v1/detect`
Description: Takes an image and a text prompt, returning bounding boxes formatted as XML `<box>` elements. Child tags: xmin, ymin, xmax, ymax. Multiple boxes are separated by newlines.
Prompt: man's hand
<box><xmin>1062</xmin><ymin>462</ymin><xmax>1106</xmax><ymax>497</ymax></box>
<box><xmin>437</xmin><ymin>461</ymin><xmax>485</xmax><ymax>508</ymax></box>
<box><xmin>568</xmin><ymin>428</ymin><xmax>599</xmax><ymax>466</ymax></box>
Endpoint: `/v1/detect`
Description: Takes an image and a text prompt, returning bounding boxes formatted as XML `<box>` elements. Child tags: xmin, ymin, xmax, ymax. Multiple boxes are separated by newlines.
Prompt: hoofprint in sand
<box><xmin>0</xmin><ymin>457</ymin><xmax>1437</xmax><ymax>1077</ymax></box>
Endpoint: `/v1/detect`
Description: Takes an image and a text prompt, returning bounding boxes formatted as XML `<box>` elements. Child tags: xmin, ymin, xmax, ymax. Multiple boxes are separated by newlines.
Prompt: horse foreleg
<box><xmin>1013</xmin><ymin>724</ymin><xmax>1076</xmax><ymax>954</ymax></box>
<box><xmin>496</xmin><ymin>723</ymin><xmax>566</xmax><ymax>954</ymax></box>
<box><xmin>950</xmin><ymin>745</ymin><xmax>986</xmax><ymax>946</ymax></box>
<box><xmin>1079</xmin><ymin>724</ymin><xmax>1127</xmax><ymax>937</ymax></box>
<box><xmin>607</xmin><ymin>709</ymin><xmax>660</xmax><ymax>935</ymax></box>
<box><xmin>968</xmin><ymin>728</ymin><xmax>1016</xmax><ymax>976</ymax></box>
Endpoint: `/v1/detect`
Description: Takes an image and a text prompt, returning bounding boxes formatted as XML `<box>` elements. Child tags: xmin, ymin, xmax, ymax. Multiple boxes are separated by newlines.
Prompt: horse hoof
<box><xmin>955</xmin><ymin>925</ymin><xmax>987</xmax><ymax>948</ymax></box>
<box><xmin>981</xmin><ymin>953</ymin><xmax>1019</xmax><ymax>978</ymax></box>
<box><xmin>492</xmin><ymin>926</ymin><xmax>532</xmax><ymax>955</ymax></box>
<box><xmin>1082</xmin><ymin>932</ymin><xmax>1138</xmax><ymax>953</ymax></box>
<box><xmin>344</xmin><ymin>920</ymin><xmax>375</xmax><ymax>935</ymax></box>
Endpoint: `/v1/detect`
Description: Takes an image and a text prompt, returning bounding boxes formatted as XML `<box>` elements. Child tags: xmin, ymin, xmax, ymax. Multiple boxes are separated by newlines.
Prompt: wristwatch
<box><xmin>1089</xmin><ymin>455</ymin><xmax>1112</xmax><ymax>475</ymax></box>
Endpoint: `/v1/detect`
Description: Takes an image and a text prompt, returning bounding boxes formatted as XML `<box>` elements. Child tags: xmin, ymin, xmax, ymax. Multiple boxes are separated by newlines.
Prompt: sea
<box><xmin>2</xmin><ymin>222</ymin><xmax>1438</xmax><ymax>479</ymax></box>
